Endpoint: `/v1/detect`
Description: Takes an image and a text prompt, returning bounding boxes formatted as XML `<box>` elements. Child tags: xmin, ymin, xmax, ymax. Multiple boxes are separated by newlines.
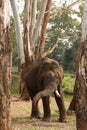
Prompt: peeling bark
<box><xmin>69</xmin><ymin>40</ymin><xmax>87</xmax><ymax>130</ymax></box>
<box><xmin>69</xmin><ymin>0</ymin><xmax>87</xmax><ymax>129</ymax></box>
<box><xmin>0</xmin><ymin>0</ymin><xmax>12</xmax><ymax>129</ymax></box>
<box><xmin>73</xmin><ymin>0</ymin><xmax>87</xmax><ymax>128</ymax></box>
<box><xmin>75</xmin><ymin>40</ymin><xmax>87</xmax><ymax>130</ymax></box>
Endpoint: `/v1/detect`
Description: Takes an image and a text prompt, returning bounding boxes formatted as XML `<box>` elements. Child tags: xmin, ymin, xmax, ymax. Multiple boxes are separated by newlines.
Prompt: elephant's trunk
<box><xmin>33</xmin><ymin>88</ymin><xmax>60</xmax><ymax>107</ymax></box>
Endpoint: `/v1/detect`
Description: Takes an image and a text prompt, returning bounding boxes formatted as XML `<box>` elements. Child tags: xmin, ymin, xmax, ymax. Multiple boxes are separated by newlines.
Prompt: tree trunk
<box><xmin>19</xmin><ymin>0</ymin><xmax>49</xmax><ymax>100</ymax></box>
<box><xmin>19</xmin><ymin>0</ymin><xmax>34</xmax><ymax>100</ymax></box>
<box><xmin>10</xmin><ymin>0</ymin><xmax>28</xmax><ymax>100</ymax></box>
<box><xmin>0</xmin><ymin>0</ymin><xmax>12</xmax><ymax>130</ymax></box>
<box><xmin>10</xmin><ymin>0</ymin><xmax>25</xmax><ymax>66</ymax></box>
<box><xmin>70</xmin><ymin>0</ymin><xmax>87</xmax><ymax>129</ymax></box>
<box><xmin>23</xmin><ymin>0</ymin><xmax>34</xmax><ymax>68</ymax></box>
<box><xmin>32</xmin><ymin>0</ymin><xmax>48</xmax><ymax>48</ymax></box>
<box><xmin>75</xmin><ymin>40</ymin><xmax>87</xmax><ymax>130</ymax></box>
<box><xmin>36</xmin><ymin>0</ymin><xmax>52</xmax><ymax>61</ymax></box>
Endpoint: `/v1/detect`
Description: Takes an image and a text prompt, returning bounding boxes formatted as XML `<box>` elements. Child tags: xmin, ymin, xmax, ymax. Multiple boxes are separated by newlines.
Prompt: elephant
<box><xmin>24</xmin><ymin>57</ymin><xmax>67</xmax><ymax>122</ymax></box>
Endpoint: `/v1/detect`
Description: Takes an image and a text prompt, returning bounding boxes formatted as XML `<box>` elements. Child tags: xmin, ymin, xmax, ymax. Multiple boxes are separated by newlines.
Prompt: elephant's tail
<box><xmin>33</xmin><ymin>89</ymin><xmax>60</xmax><ymax>106</ymax></box>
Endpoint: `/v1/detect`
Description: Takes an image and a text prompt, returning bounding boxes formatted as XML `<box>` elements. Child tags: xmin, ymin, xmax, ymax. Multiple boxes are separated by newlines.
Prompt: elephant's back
<box><xmin>38</xmin><ymin>57</ymin><xmax>60</xmax><ymax>73</ymax></box>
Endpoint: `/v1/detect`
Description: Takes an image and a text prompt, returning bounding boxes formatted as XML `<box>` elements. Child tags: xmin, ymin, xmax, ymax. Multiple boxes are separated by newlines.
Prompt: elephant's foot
<box><xmin>59</xmin><ymin>116</ymin><xmax>67</xmax><ymax>123</ymax></box>
<box><xmin>59</xmin><ymin>109</ymin><xmax>67</xmax><ymax>123</ymax></box>
<box><xmin>42</xmin><ymin>116</ymin><xmax>51</xmax><ymax>122</ymax></box>
<box><xmin>31</xmin><ymin>113</ymin><xmax>41</xmax><ymax>119</ymax></box>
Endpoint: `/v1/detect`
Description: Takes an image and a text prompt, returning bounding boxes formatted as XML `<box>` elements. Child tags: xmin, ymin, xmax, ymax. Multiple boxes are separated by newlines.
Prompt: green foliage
<box><xmin>12</xmin><ymin>66</ymin><xmax>18</xmax><ymax>73</ymax></box>
<box><xmin>11</xmin><ymin>67</ymin><xmax>19</xmax><ymax>94</ymax></box>
<box><xmin>10</xmin><ymin>2</ymin><xmax>83</xmax><ymax>97</ymax></box>
<box><xmin>10</xmin><ymin>16</ymin><xmax>18</xmax><ymax>67</ymax></box>
<box><xmin>62</xmin><ymin>75</ymin><xmax>75</xmax><ymax>95</ymax></box>
<box><xmin>11</xmin><ymin>1</ymin><xmax>83</xmax><ymax>73</ymax></box>
<box><xmin>46</xmin><ymin>2</ymin><xmax>82</xmax><ymax>72</ymax></box>
<box><xmin>11</xmin><ymin>74</ymin><xmax>19</xmax><ymax>94</ymax></box>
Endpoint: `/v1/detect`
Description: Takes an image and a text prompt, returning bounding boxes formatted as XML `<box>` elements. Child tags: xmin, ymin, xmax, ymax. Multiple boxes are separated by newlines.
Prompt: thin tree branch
<box><xmin>32</xmin><ymin>0</ymin><xmax>48</xmax><ymax>50</ymax></box>
<box><xmin>30</xmin><ymin>0</ymin><xmax>37</xmax><ymax>44</ymax></box>
<box><xmin>50</xmin><ymin>0</ymin><xmax>83</xmax><ymax>20</ymax></box>
<box><xmin>43</xmin><ymin>44</ymin><xmax>57</xmax><ymax>57</ymax></box>
<box><xmin>43</xmin><ymin>37</ymin><xmax>60</xmax><ymax>57</ymax></box>
<box><xmin>43</xmin><ymin>36</ymin><xmax>72</xmax><ymax>57</ymax></box>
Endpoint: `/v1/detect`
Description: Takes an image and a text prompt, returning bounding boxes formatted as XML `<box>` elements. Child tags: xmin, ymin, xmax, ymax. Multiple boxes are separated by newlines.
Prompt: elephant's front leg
<box><xmin>54</xmin><ymin>85</ymin><xmax>67</xmax><ymax>122</ymax></box>
<box><xmin>42</xmin><ymin>96</ymin><xmax>51</xmax><ymax>121</ymax></box>
<box><xmin>31</xmin><ymin>101</ymin><xmax>41</xmax><ymax>119</ymax></box>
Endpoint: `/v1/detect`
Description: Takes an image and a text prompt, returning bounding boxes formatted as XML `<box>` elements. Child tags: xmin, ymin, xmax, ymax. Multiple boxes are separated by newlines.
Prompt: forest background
<box><xmin>11</xmin><ymin>0</ymin><xmax>83</xmax><ymax>97</ymax></box>
<box><xmin>1</xmin><ymin>0</ymin><xmax>87</xmax><ymax>130</ymax></box>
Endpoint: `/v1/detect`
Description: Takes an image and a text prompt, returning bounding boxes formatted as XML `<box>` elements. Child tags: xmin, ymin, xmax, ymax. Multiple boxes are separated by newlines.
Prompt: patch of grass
<box><xmin>64</xmin><ymin>94</ymin><xmax>73</xmax><ymax>103</ymax></box>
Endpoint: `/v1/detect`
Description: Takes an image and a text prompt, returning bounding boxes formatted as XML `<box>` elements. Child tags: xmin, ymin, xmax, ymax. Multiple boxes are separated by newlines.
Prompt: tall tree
<box><xmin>19</xmin><ymin>0</ymin><xmax>49</xmax><ymax>99</ymax></box>
<box><xmin>69</xmin><ymin>0</ymin><xmax>87</xmax><ymax>130</ymax></box>
<box><xmin>47</xmin><ymin>1</ymin><xmax>82</xmax><ymax>71</ymax></box>
<box><xmin>23</xmin><ymin>0</ymin><xmax>48</xmax><ymax>67</ymax></box>
<box><xmin>0</xmin><ymin>0</ymin><xmax>12</xmax><ymax>130</ymax></box>
<box><xmin>10</xmin><ymin>0</ymin><xmax>49</xmax><ymax>100</ymax></box>
<box><xmin>10</xmin><ymin>0</ymin><xmax>25</xmax><ymax>69</ymax></box>
<box><xmin>10</xmin><ymin>0</ymin><xmax>83</xmax><ymax>100</ymax></box>
<box><xmin>36</xmin><ymin>0</ymin><xmax>52</xmax><ymax>60</ymax></box>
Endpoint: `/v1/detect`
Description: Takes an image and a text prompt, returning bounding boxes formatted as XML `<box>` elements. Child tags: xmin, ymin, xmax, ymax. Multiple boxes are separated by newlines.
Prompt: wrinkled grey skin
<box><xmin>24</xmin><ymin>57</ymin><xmax>67</xmax><ymax>122</ymax></box>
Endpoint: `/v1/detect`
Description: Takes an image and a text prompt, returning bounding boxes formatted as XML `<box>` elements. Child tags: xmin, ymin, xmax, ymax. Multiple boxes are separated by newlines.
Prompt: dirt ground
<box><xmin>11</xmin><ymin>95</ymin><xmax>76</xmax><ymax>130</ymax></box>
